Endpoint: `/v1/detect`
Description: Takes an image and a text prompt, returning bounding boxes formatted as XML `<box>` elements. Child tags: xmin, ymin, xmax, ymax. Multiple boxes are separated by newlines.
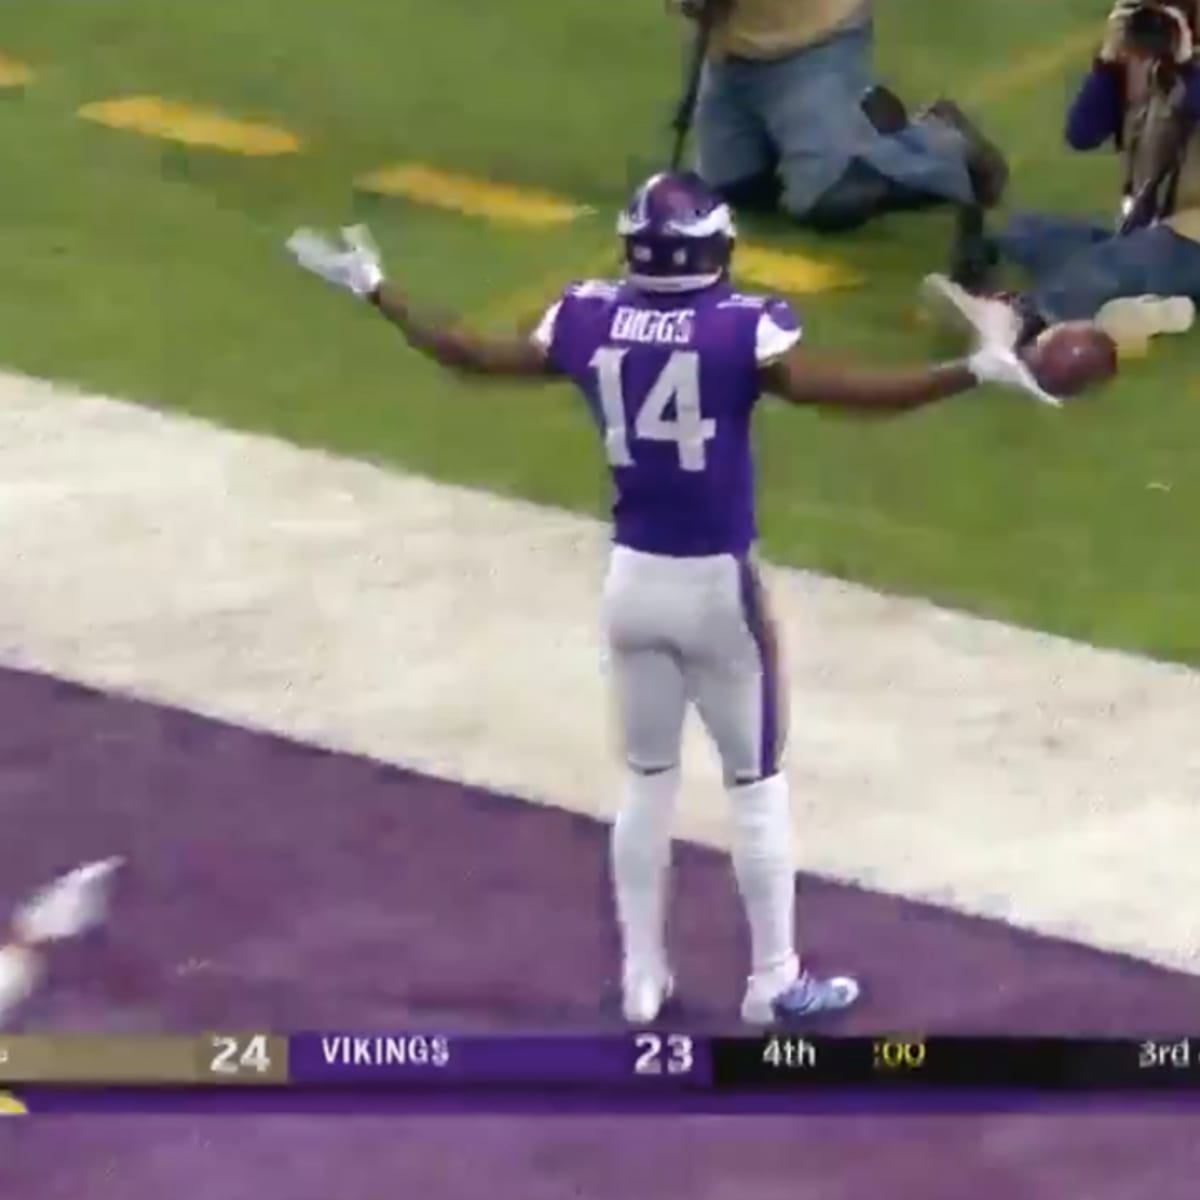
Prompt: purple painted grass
<box><xmin>0</xmin><ymin>664</ymin><xmax>1197</xmax><ymax>1197</ymax></box>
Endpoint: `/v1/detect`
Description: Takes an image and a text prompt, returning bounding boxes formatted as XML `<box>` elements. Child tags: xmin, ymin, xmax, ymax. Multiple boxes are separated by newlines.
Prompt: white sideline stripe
<box><xmin>0</xmin><ymin>371</ymin><xmax>1197</xmax><ymax>973</ymax></box>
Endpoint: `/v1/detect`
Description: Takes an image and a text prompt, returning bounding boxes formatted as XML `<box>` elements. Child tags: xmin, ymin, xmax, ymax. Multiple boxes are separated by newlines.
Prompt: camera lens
<box><xmin>1127</xmin><ymin>4</ymin><xmax>1180</xmax><ymax>57</ymax></box>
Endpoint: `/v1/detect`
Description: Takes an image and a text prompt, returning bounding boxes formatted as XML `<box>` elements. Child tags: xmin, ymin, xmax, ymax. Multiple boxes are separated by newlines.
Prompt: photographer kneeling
<box><xmin>675</xmin><ymin>0</ymin><xmax>1008</xmax><ymax>232</ymax></box>
<box><xmin>954</xmin><ymin>0</ymin><xmax>1200</xmax><ymax>345</ymax></box>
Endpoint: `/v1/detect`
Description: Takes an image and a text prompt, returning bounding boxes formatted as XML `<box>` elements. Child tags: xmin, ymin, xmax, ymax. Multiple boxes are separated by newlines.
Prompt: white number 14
<box><xmin>590</xmin><ymin>347</ymin><xmax>716</xmax><ymax>473</ymax></box>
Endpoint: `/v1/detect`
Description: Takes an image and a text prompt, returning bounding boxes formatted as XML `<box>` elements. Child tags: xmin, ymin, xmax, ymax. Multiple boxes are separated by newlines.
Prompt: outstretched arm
<box><xmin>286</xmin><ymin>224</ymin><xmax>561</xmax><ymax>381</ymax></box>
<box><xmin>760</xmin><ymin>346</ymin><xmax>978</xmax><ymax>414</ymax></box>
<box><xmin>750</xmin><ymin>279</ymin><xmax>1056</xmax><ymax>416</ymax></box>
<box><xmin>768</xmin><ymin>274</ymin><xmax>1064</xmax><ymax>414</ymax></box>
<box><xmin>367</xmin><ymin>283</ymin><xmax>559</xmax><ymax>379</ymax></box>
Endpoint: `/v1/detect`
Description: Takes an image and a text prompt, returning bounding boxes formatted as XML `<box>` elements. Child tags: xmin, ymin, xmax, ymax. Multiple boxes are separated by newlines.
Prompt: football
<box><xmin>1022</xmin><ymin>321</ymin><xmax>1118</xmax><ymax>399</ymax></box>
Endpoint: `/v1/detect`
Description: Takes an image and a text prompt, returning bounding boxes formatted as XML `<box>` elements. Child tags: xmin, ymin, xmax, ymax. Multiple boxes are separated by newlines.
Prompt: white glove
<box><xmin>1100</xmin><ymin>0</ymin><xmax>1140</xmax><ymax>61</ymax></box>
<box><xmin>286</xmin><ymin>224</ymin><xmax>385</xmax><ymax>299</ymax></box>
<box><xmin>12</xmin><ymin>857</ymin><xmax>124</xmax><ymax>945</ymax></box>
<box><xmin>968</xmin><ymin>341</ymin><xmax>1062</xmax><ymax>407</ymax></box>
<box><xmin>922</xmin><ymin>274</ymin><xmax>1061</xmax><ymax>407</ymax></box>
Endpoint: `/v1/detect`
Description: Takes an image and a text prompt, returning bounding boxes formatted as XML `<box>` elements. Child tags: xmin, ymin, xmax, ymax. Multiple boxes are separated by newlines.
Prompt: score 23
<box><xmin>634</xmin><ymin>1033</ymin><xmax>695</xmax><ymax>1076</ymax></box>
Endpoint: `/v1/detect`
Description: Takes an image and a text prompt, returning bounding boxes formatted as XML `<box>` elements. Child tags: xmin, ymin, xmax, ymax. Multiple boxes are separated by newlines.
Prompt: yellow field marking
<box><xmin>77</xmin><ymin>96</ymin><xmax>301</xmax><ymax>156</ymax></box>
<box><xmin>965</xmin><ymin>26</ymin><xmax>1098</xmax><ymax>107</ymax></box>
<box><xmin>736</xmin><ymin>242</ymin><xmax>861</xmax><ymax>294</ymax></box>
<box><xmin>0</xmin><ymin>54</ymin><xmax>34</xmax><ymax>89</ymax></box>
<box><xmin>355</xmin><ymin>163</ymin><xmax>592</xmax><ymax>227</ymax></box>
<box><xmin>473</xmin><ymin>238</ymin><xmax>858</xmax><ymax>331</ymax></box>
<box><xmin>0</xmin><ymin>1091</ymin><xmax>27</xmax><ymax>1115</ymax></box>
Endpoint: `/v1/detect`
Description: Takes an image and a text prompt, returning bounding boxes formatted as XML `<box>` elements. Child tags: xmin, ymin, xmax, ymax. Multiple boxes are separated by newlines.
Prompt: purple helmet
<box><xmin>618</xmin><ymin>171</ymin><xmax>736</xmax><ymax>294</ymax></box>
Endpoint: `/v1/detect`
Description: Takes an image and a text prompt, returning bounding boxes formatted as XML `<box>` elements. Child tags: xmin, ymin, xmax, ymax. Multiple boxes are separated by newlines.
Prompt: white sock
<box><xmin>729</xmin><ymin>772</ymin><xmax>800</xmax><ymax>990</ymax></box>
<box><xmin>611</xmin><ymin>766</ymin><xmax>679</xmax><ymax>980</ymax></box>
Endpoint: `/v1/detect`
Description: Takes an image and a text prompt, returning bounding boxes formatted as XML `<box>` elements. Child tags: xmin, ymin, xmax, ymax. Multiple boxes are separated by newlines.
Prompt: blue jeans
<box><xmin>695</xmin><ymin>19</ymin><xmax>974</xmax><ymax>223</ymax></box>
<box><xmin>997</xmin><ymin>211</ymin><xmax>1200</xmax><ymax>322</ymax></box>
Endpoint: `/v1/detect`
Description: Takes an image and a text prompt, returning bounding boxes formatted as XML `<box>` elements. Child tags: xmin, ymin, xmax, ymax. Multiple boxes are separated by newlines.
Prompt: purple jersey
<box><xmin>532</xmin><ymin>280</ymin><xmax>801</xmax><ymax>557</ymax></box>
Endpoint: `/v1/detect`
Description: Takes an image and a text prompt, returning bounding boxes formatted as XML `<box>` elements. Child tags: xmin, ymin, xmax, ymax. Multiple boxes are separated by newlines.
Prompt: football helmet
<box><xmin>618</xmin><ymin>171</ymin><xmax>736</xmax><ymax>293</ymax></box>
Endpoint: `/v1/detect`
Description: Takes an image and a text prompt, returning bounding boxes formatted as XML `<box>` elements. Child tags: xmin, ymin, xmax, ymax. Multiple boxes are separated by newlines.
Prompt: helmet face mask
<box><xmin>619</xmin><ymin>172</ymin><xmax>736</xmax><ymax>293</ymax></box>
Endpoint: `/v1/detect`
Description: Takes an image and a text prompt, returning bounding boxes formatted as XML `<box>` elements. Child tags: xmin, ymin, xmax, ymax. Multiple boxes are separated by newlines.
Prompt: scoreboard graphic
<box><xmin>1</xmin><ymin>1033</ymin><xmax>1199</xmax><ymax>1112</ymax></box>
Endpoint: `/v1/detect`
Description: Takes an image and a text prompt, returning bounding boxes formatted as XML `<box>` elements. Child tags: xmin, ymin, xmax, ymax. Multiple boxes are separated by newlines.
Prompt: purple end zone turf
<box><xmin>0</xmin><ymin>665</ymin><xmax>1197</xmax><ymax>1197</ymax></box>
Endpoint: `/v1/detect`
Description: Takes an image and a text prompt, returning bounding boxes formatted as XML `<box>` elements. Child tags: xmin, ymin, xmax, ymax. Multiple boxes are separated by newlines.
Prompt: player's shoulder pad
<box><xmin>761</xmin><ymin>295</ymin><xmax>801</xmax><ymax>334</ymax></box>
<box><xmin>563</xmin><ymin>278</ymin><xmax>622</xmax><ymax>303</ymax></box>
<box><xmin>531</xmin><ymin>279</ymin><xmax>620</xmax><ymax>354</ymax></box>
<box><xmin>718</xmin><ymin>288</ymin><xmax>793</xmax><ymax>305</ymax></box>
<box><xmin>716</xmin><ymin>291</ymin><xmax>771</xmax><ymax>310</ymax></box>
<box><xmin>718</xmin><ymin>291</ymin><xmax>802</xmax><ymax>325</ymax></box>
<box><xmin>754</xmin><ymin>295</ymin><xmax>802</xmax><ymax>365</ymax></box>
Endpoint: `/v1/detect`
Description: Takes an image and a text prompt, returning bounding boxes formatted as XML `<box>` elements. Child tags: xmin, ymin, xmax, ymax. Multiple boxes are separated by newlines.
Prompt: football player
<box><xmin>287</xmin><ymin>172</ymin><xmax>1053</xmax><ymax>1026</ymax></box>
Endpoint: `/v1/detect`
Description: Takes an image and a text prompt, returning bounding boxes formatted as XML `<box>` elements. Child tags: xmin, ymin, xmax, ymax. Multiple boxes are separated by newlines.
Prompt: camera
<box><xmin>1125</xmin><ymin>1</ymin><xmax>1192</xmax><ymax>59</ymax></box>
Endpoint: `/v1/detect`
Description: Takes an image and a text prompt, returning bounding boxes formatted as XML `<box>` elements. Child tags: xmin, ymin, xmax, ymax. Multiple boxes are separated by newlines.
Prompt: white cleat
<box><xmin>621</xmin><ymin>971</ymin><xmax>676</xmax><ymax>1024</ymax></box>
<box><xmin>741</xmin><ymin>964</ymin><xmax>861</xmax><ymax>1026</ymax></box>
<box><xmin>0</xmin><ymin>944</ymin><xmax>42</xmax><ymax>1028</ymax></box>
<box><xmin>12</xmin><ymin>857</ymin><xmax>124</xmax><ymax>946</ymax></box>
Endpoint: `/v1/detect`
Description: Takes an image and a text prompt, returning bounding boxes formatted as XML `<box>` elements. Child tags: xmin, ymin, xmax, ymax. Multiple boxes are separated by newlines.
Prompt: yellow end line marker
<box><xmin>0</xmin><ymin>1091</ymin><xmax>27</xmax><ymax>1115</ymax></box>
<box><xmin>356</xmin><ymin>162</ymin><xmax>593</xmax><ymax>227</ymax></box>
<box><xmin>78</xmin><ymin>95</ymin><xmax>301</xmax><ymax>156</ymax></box>
<box><xmin>475</xmin><ymin>236</ymin><xmax>860</xmax><ymax>329</ymax></box>
<box><xmin>0</xmin><ymin>54</ymin><xmax>34</xmax><ymax>89</ymax></box>
<box><xmin>737</xmin><ymin>241</ymin><xmax>862</xmax><ymax>294</ymax></box>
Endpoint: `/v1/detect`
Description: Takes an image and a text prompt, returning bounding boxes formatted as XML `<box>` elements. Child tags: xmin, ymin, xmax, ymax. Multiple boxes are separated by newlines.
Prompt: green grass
<box><xmin>1</xmin><ymin>0</ymin><xmax>1199</xmax><ymax>660</ymax></box>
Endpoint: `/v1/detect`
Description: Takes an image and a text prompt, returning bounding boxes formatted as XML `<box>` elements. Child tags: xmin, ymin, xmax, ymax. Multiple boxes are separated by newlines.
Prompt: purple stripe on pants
<box><xmin>737</xmin><ymin>557</ymin><xmax>781</xmax><ymax>779</ymax></box>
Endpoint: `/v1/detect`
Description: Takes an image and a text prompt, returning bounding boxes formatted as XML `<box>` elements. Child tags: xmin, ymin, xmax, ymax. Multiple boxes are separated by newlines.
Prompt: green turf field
<box><xmin>1</xmin><ymin>0</ymin><xmax>1199</xmax><ymax>661</ymax></box>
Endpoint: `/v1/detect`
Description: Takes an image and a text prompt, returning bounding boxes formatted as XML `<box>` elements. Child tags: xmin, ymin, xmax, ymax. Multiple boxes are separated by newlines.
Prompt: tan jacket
<box><xmin>709</xmin><ymin>0</ymin><xmax>869</xmax><ymax>61</ymax></box>
<box><xmin>1123</xmin><ymin>63</ymin><xmax>1200</xmax><ymax>241</ymax></box>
